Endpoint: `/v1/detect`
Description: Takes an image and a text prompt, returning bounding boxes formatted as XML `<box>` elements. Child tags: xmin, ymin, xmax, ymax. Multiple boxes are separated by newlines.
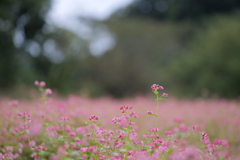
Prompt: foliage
<box><xmin>83</xmin><ymin>19</ymin><xmax>197</xmax><ymax>97</ymax></box>
<box><xmin>0</xmin><ymin>0</ymin><xmax>50</xmax><ymax>89</ymax></box>
<box><xmin>122</xmin><ymin>0</ymin><xmax>240</xmax><ymax>21</ymax></box>
<box><xmin>1</xmin><ymin>1</ymin><xmax>240</xmax><ymax>99</ymax></box>
<box><xmin>0</xmin><ymin>0</ymin><xmax>90</xmax><ymax>95</ymax></box>
<box><xmin>166</xmin><ymin>15</ymin><xmax>240</xmax><ymax>98</ymax></box>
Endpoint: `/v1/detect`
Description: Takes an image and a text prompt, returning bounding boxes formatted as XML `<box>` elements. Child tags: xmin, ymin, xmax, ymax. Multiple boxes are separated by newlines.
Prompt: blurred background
<box><xmin>1</xmin><ymin>0</ymin><xmax>240</xmax><ymax>99</ymax></box>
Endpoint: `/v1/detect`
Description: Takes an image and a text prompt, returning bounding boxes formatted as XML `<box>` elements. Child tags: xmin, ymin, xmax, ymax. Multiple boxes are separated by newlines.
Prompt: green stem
<box><xmin>124</xmin><ymin>152</ymin><xmax>128</xmax><ymax>160</ymax></box>
<box><xmin>156</xmin><ymin>94</ymin><xmax>159</xmax><ymax>127</ymax></box>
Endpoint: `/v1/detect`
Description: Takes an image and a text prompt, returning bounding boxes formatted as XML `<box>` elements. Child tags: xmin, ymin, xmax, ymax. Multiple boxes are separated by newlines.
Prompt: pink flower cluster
<box><xmin>111</xmin><ymin>106</ymin><xmax>139</xmax><ymax>130</ymax></box>
<box><xmin>0</xmin><ymin>83</ymin><xmax>234</xmax><ymax>159</ymax></box>
<box><xmin>150</xmin><ymin>128</ymin><xmax>159</xmax><ymax>132</ymax></box>
<box><xmin>45</xmin><ymin>88</ymin><xmax>52</xmax><ymax>95</ymax></box>
<box><xmin>151</xmin><ymin>84</ymin><xmax>168</xmax><ymax>97</ymax></box>
<box><xmin>4</xmin><ymin>101</ymin><xmax>232</xmax><ymax>160</ymax></box>
<box><xmin>0</xmin><ymin>146</ymin><xmax>19</xmax><ymax>160</ymax></box>
<box><xmin>119</xmin><ymin>105</ymin><xmax>133</xmax><ymax>113</ymax></box>
<box><xmin>34</xmin><ymin>80</ymin><xmax>52</xmax><ymax>95</ymax></box>
<box><xmin>60</xmin><ymin>116</ymin><xmax>70</xmax><ymax>121</ymax></box>
<box><xmin>151</xmin><ymin>84</ymin><xmax>164</xmax><ymax>92</ymax></box>
<box><xmin>8</xmin><ymin>100</ymin><xmax>19</xmax><ymax>107</ymax></box>
<box><xmin>17</xmin><ymin>112</ymin><xmax>31</xmax><ymax>122</ymax></box>
<box><xmin>201</xmin><ymin>132</ymin><xmax>230</xmax><ymax>158</ymax></box>
<box><xmin>34</xmin><ymin>80</ymin><xmax>46</xmax><ymax>87</ymax></box>
<box><xmin>147</xmin><ymin>111</ymin><xmax>153</xmax><ymax>114</ymax></box>
<box><xmin>164</xmin><ymin>130</ymin><xmax>173</xmax><ymax>135</ymax></box>
<box><xmin>88</xmin><ymin>115</ymin><xmax>99</xmax><ymax>122</ymax></box>
<box><xmin>162</xmin><ymin>93</ymin><xmax>168</xmax><ymax>97</ymax></box>
<box><xmin>30</xmin><ymin>143</ymin><xmax>47</xmax><ymax>158</ymax></box>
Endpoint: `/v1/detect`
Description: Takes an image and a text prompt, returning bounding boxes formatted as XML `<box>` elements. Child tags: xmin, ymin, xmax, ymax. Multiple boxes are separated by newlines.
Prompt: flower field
<box><xmin>0</xmin><ymin>83</ymin><xmax>240</xmax><ymax>159</ymax></box>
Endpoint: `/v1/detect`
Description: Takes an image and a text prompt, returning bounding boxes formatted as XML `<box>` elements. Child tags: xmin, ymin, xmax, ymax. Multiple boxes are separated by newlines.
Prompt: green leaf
<box><xmin>126</xmin><ymin>125</ymin><xmax>133</xmax><ymax>130</ymax></box>
<box><xmin>57</xmin><ymin>130</ymin><xmax>64</xmax><ymax>135</ymax></box>
<box><xmin>96</xmin><ymin>123</ymin><xmax>102</xmax><ymax>126</ymax></box>
<box><xmin>39</xmin><ymin>87</ymin><xmax>44</xmax><ymax>92</ymax></box>
<box><xmin>38</xmin><ymin>150</ymin><xmax>48</xmax><ymax>156</ymax></box>
<box><xmin>143</xmin><ymin>145</ymin><xmax>150</xmax><ymax>151</ymax></box>
<box><xmin>44</xmin><ymin>122</ymin><xmax>50</xmax><ymax>127</ymax></box>
<box><xmin>126</xmin><ymin>144</ymin><xmax>134</xmax><ymax>150</ymax></box>
<box><xmin>18</xmin><ymin>131</ymin><xmax>26</xmax><ymax>136</ymax></box>
<box><xmin>154</xmin><ymin>91</ymin><xmax>159</xmax><ymax>95</ymax></box>
<box><xmin>156</xmin><ymin>98</ymin><xmax>166</xmax><ymax>100</ymax></box>
<box><xmin>167</xmin><ymin>148</ymin><xmax>174</xmax><ymax>157</ymax></box>
<box><xmin>149</xmin><ymin>113</ymin><xmax>158</xmax><ymax>117</ymax></box>
<box><xmin>41</xmin><ymin>96</ymin><xmax>48</xmax><ymax>101</ymax></box>
<box><xmin>149</xmin><ymin>149</ymin><xmax>155</xmax><ymax>154</ymax></box>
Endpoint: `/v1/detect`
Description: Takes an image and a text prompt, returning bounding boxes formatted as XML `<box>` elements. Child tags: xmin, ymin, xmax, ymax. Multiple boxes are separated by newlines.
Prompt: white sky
<box><xmin>48</xmin><ymin>0</ymin><xmax>134</xmax><ymax>23</ymax></box>
<box><xmin>46</xmin><ymin>0</ymin><xmax>134</xmax><ymax>56</ymax></box>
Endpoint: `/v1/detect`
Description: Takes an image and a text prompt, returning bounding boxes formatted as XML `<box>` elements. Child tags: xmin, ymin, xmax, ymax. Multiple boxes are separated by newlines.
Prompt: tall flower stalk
<box><xmin>150</xmin><ymin>84</ymin><xmax>168</xmax><ymax>127</ymax></box>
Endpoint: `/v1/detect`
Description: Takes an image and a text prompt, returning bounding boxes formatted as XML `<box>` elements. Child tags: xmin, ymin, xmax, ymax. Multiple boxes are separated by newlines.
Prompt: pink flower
<box><xmin>64</xmin><ymin>144</ymin><xmax>69</xmax><ymax>149</ymax></box>
<box><xmin>202</xmin><ymin>132</ymin><xmax>207</xmax><ymax>139</ymax></box>
<box><xmin>34</xmin><ymin>80</ymin><xmax>39</xmax><ymax>86</ymax></box>
<box><xmin>88</xmin><ymin>115</ymin><xmax>99</xmax><ymax>122</ymax></box>
<box><xmin>147</xmin><ymin>111</ymin><xmax>153</xmax><ymax>114</ymax></box>
<box><xmin>164</xmin><ymin>131</ymin><xmax>173</xmax><ymax>135</ymax></box>
<box><xmin>69</xmin><ymin>132</ymin><xmax>76</xmax><ymax>137</ymax></box>
<box><xmin>82</xmin><ymin>154</ymin><xmax>87</xmax><ymax>159</ymax></box>
<box><xmin>179</xmin><ymin>124</ymin><xmax>189</xmax><ymax>132</ymax></box>
<box><xmin>8</xmin><ymin>100</ymin><xmax>19</xmax><ymax>107</ymax></box>
<box><xmin>29</xmin><ymin>140</ymin><xmax>36</xmax><ymax>147</ymax></box>
<box><xmin>151</xmin><ymin>84</ymin><xmax>164</xmax><ymax>92</ymax></box>
<box><xmin>221</xmin><ymin>140</ymin><xmax>229</xmax><ymax>149</ymax></box>
<box><xmin>80</xmin><ymin>147</ymin><xmax>88</xmax><ymax>152</ymax></box>
<box><xmin>150</xmin><ymin>128</ymin><xmax>159</xmax><ymax>132</ymax></box>
<box><xmin>58</xmin><ymin>147</ymin><xmax>67</xmax><ymax>155</ymax></box>
<box><xmin>159</xmin><ymin>86</ymin><xmax>164</xmax><ymax>90</ymax></box>
<box><xmin>31</xmin><ymin>153</ymin><xmax>38</xmax><ymax>158</ymax></box>
<box><xmin>14</xmin><ymin>128</ymin><xmax>19</xmax><ymax>133</ymax></box>
<box><xmin>224</xmin><ymin>153</ymin><xmax>230</xmax><ymax>159</ymax></box>
<box><xmin>60</xmin><ymin>116</ymin><xmax>70</xmax><ymax>121</ymax></box>
<box><xmin>65</xmin><ymin>125</ymin><xmax>71</xmax><ymax>132</ymax></box>
<box><xmin>162</xmin><ymin>93</ymin><xmax>168</xmax><ymax>97</ymax></box>
<box><xmin>214</xmin><ymin>139</ymin><xmax>229</xmax><ymax>149</ymax></box>
<box><xmin>151</xmin><ymin>84</ymin><xmax>159</xmax><ymax>92</ymax></box>
<box><xmin>39</xmin><ymin>81</ymin><xmax>46</xmax><ymax>87</ymax></box>
<box><xmin>45</xmin><ymin>88</ymin><xmax>52</xmax><ymax>95</ymax></box>
<box><xmin>192</xmin><ymin>125</ymin><xmax>202</xmax><ymax>131</ymax></box>
<box><xmin>6</xmin><ymin>146</ymin><xmax>13</xmax><ymax>152</ymax></box>
<box><xmin>173</xmin><ymin>118</ymin><xmax>183</xmax><ymax>123</ymax></box>
<box><xmin>18</xmin><ymin>148</ymin><xmax>22</xmax><ymax>154</ymax></box>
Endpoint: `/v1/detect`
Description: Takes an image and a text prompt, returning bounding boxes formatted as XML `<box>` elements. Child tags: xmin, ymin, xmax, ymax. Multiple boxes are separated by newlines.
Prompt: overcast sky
<box><xmin>48</xmin><ymin>0</ymin><xmax>134</xmax><ymax>24</ymax></box>
<box><xmin>46</xmin><ymin>0</ymin><xmax>134</xmax><ymax>56</ymax></box>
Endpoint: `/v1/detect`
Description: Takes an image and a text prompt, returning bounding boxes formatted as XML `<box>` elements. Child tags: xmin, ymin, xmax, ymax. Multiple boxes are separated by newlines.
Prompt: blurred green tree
<box><xmin>0</xmin><ymin>0</ymin><xmax>90</xmax><ymax>95</ymax></box>
<box><xmin>121</xmin><ymin>0</ymin><xmax>240</xmax><ymax>21</ymax></box>
<box><xmin>84</xmin><ymin>19</ymin><xmax>196</xmax><ymax>97</ymax></box>
<box><xmin>1</xmin><ymin>0</ymin><xmax>240</xmax><ymax>99</ymax></box>
<box><xmin>0</xmin><ymin>0</ymin><xmax>50</xmax><ymax>89</ymax></box>
<box><xmin>166</xmin><ymin>15</ymin><xmax>240</xmax><ymax>98</ymax></box>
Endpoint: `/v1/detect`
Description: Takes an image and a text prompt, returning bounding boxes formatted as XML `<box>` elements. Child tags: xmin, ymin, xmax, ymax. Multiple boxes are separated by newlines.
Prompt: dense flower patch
<box><xmin>0</xmin><ymin>82</ymin><xmax>239</xmax><ymax>159</ymax></box>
